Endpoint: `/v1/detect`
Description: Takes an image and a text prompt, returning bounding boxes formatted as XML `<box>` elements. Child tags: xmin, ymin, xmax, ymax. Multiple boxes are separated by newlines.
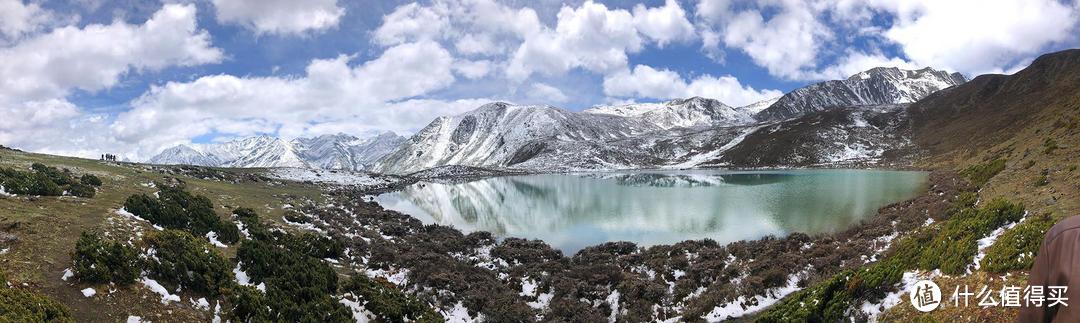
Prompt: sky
<box><xmin>1</xmin><ymin>0</ymin><xmax>1078</xmax><ymax>161</ymax></box>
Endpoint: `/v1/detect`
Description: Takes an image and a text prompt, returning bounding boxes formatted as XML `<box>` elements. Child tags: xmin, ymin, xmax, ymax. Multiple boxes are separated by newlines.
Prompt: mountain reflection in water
<box><xmin>376</xmin><ymin>169</ymin><xmax>927</xmax><ymax>254</ymax></box>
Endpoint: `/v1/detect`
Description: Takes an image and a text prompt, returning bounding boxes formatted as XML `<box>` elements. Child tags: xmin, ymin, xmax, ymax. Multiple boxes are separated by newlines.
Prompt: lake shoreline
<box><xmin>303</xmin><ymin>169</ymin><xmax>970</xmax><ymax>321</ymax></box>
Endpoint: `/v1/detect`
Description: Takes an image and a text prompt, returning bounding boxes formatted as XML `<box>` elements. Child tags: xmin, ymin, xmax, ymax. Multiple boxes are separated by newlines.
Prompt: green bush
<box><xmin>285</xmin><ymin>232</ymin><xmax>345</xmax><ymax>260</ymax></box>
<box><xmin>67</xmin><ymin>183</ymin><xmax>95</xmax><ymax>198</ymax></box>
<box><xmin>1043</xmin><ymin>138</ymin><xmax>1059</xmax><ymax>154</ymax></box>
<box><xmin>0</xmin><ymin>164</ymin><xmax>97</xmax><ymax>197</ymax></box>
<box><xmin>71</xmin><ymin>232</ymin><xmax>140</xmax><ymax>285</ymax></box>
<box><xmin>758</xmin><ymin>197</ymin><xmax>1024</xmax><ymax>321</ymax></box>
<box><xmin>0</xmin><ymin>287</ymin><xmax>74</xmax><ymax>322</ymax></box>
<box><xmin>235</xmin><ymin>233</ymin><xmax>350</xmax><ymax>321</ymax></box>
<box><xmin>80</xmin><ymin>174</ymin><xmax>102</xmax><ymax>187</ymax></box>
<box><xmin>1035</xmin><ymin>169</ymin><xmax>1050</xmax><ymax>186</ymax></box>
<box><xmin>918</xmin><ymin>198</ymin><xmax>1024</xmax><ymax>274</ymax></box>
<box><xmin>960</xmin><ymin>158</ymin><xmax>1007</xmax><ymax>187</ymax></box>
<box><xmin>341</xmin><ymin>275</ymin><xmax>442</xmax><ymax>323</ymax></box>
<box><xmin>981</xmin><ymin>213</ymin><xmax>1057</xmax><ymax>273</ymax></box>
<box><xmin>123</xmin><ymin>185</ymin><xmax>239</xmax><ymax>245</ymax></box>
<box><xmin>283</xmin><ymin>210</ymin><xmax>308</xmax><ymax>224</ymax></box>
<box><xmin>143</xmin><ymin>230</ymin><xmax>233</xmax><ymax>297</ymax></box>
<box><xmin>225</xmin><ymin>285</ymin><xmax>272</xmax><ymax>322</ymax></box>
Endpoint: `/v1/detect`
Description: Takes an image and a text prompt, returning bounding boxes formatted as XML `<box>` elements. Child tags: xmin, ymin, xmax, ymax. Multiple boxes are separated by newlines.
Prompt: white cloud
<box><xmin>527</xmin><ymin>83</ymin><xmax>569</xmax><ymax>103</ymax></box>
<box><xmin>373</xmin><ymin>2</ymin><xmax>449</xmax><ymax>45</ymax></box>
<box><xmin>633</xmin><ymin>0</ymin><xmax>696</xmax><ymax>47</ymax></box>
<box><xmin>694</xmin><ymin>0</ymin><xmax>1080</xmax><ymax>80</ymax></box>
<box><xmin>696</xmin><ymin>0</ymin><xmax>832</xmax><ymax>80</ymax></box>
<box><xmin>454</xmin><ymin>59</ymin><xmax>493</xmax><ymax>79</ymax></box>
<box><xmin>875</xmin><ymin>0</ymin><xmax>1079</xmax><ymax>76</ymax></box>
<box><xmin>212</xmin><ymin>0</ymin><xmax>344</xmax><ymax>35</ymax></box>
<box><xmin>604</xmin><ymin>64</ymin><xmax>782</xmax><ymax>106</ymax></box>
<box><xmin>0</xmin><ymin>0</ymin><xmax>53</xmax><ymax>39</ymax></box>
<box><xmin>0</xmin><ymin>3</ymin><xmax>222</xmax><ymax>101</ymax></box>
<box><xmin>110</xmin><ymin>41</ymin><xmax>460</xmax><ymax>159</ymax></box>
<box><xmin>507</xmin><ymin>1</ymin><xmax>643</xmax><ymax>80</ymax></box>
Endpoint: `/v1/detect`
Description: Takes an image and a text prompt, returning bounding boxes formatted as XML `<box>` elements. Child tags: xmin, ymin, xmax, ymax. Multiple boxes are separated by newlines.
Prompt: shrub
<box><xmin>285</xmin><ymin>232</ymin><xmax>345</xmax><ymax>259</ymax></box>
<box><xmin>144</xmin><ymin>230</ymin><xmax>233</xmax><ymax>296</ymax></box>
<box><xmin>1043</xmin><ymin>138</ymin><xmax>1059</xmax><ymax>154</ymax></box>
<box><xmin>960</xmin><ymin>158</ymin><xmax>1006</xmax><ymax>187</ymax></box>
<box><xmin>123</xmin><ymin>185</ymin><xmax>239</xmax><ymax>245</ymax></box>
<box><xmin>80</xmin><ymin>174</ymin><xmax>102</xmax><ymax>187</ymax></box>
<box><xmin>341</xmin><ymin>275</ymin><xmax>442</xmax><ymax>323</ymax></box>
<box><xmin>0</xmin><ymin>164</ymin><xmax>97</xmax><ymax>197</ymax></box>
<box><xmin>1035</xmin><ymin>169</ymin><xmax>1050</xmax><ymax>187</ymax></box>
<box><xmin>225</xmin><ymin>285</ymin><xmax>272</xmax><ymax>322</ymax></box>
<box><xmin>981</xmin><ymin>213</ymin><xmax>1057</xmax><ymax>273</ymax></box>
<box><xmin>67</xmin><ymin>183</ymin><xmax>95</xmax><ymax>198</ymax></box>
<box><xmin>71</xmin><ymin>232</ymin><xmax>139</xmax><ymax>285</ymax></box>
<box><xmin>235</xmin><ymin>237</ymin><xmax>349</xmax><ymax>322</ymax></box>
<box><xmin>283</xmin><ymin>210</ymin><xmax>308</xmax><ymax>224</ymax></box>
<box><xmin>918</xmin><ymin>198</ymin><xmax>1024</xmax><ymax>274</ymax></box>
<box><xmin>0</xmin><ymin>287</ymin><xmax>74</xmax><ymax>322</ymax></box>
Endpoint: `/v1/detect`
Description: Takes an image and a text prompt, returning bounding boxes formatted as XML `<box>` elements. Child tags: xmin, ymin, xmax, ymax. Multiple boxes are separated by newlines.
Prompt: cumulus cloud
<box><xmin>0</xmin><ymin>3</ymin><xmax>223</xmax><ymax>159</ymax></box>
<box><xmin>0</xmin><ymin>0</ymin><xmax>54</xmax><ymax>39</ymax></box>
<box><xmin>604</xmin><ymin>64</ymin><xmax>782</xmax><ymax>106</ymax></box>
<box><xmin>694</xmin><ymin>0</ymin><xmax>1080</xmax><ymax>80</ymax></box>
<box><xmin>632</xmin><ymin>0</ymin><xmax>696</xmax><ymax>47</ymax></box>
<box><xmin>875</xmin><ymin>0</ymin><xmax>1079</xmax><ymax>75</ymax></box>
<box><xmin>0</xmin><ymin>3</ymin><xmax>222</xmax><ymax>101</ymax></box>
<box><xmin>526</xmin><ymin>83</ymin><xmax>569</xmax><ymax>103</ymax></box>
<box><xmin>212</xmin><ymin>0</ymin><xmax>344</xmax><ymax>35</ymax></box>
<box><xmin>109</xmin><ymin>41</ymin><xmax>462</xmax><ymax>159</ymax></box>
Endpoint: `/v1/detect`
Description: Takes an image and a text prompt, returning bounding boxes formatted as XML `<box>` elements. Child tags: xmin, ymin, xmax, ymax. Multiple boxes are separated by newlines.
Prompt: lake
<box><xmin>375</xmin><ymin>169</ymin><xmax>929</xmax><ymax>254</ymax></box>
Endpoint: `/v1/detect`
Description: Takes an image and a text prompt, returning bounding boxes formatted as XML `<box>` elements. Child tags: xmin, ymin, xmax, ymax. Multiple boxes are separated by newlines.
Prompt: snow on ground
<box><xmin>115</xmin><ymin>208</ymin><xmax>163</xmax><ymax>231</ymax></box>
<box><xmin>606</xmin><ymin>289</ymin><xmax>621</xmax><ymax>323</ymax></box>
<box><xmin>205</xmin><ymin>231</ymin><xmax>228</xmax><ymax>248</ymax></box>
<box><xmin>0</xmin><ymin>248</ymin><xmax>8</xmax><ymax>255</ymax></box>
<box><xmin>191</xmin><ymin>297</ymin><xmax>210</xmax><ymax>310</ymax></box>
<box><xmin>666</xmin><ymin>125</ymin><xmax>765</xmax><ymax>169</ymax></box>
<box><xmin>860</xmin><ymin>270</ymin><xmax>942</xmax><ymax>322</ymax></box>
<box><xmin>126</xmin><ymin>316</ymin><xmax>142</xmax><ymax>323</ymax></box>
<box><xmin>703</xmin><ymin>273</ymin><xmax>803</xmax><ymax>321</ymax></box>
<box><xmin>0</xmin><ymin>185</ymin><xmax>13</xmax><ymax>197</ymax></box>
<box><xmin>234</xmin><ymin>263</ymin><xmax>251</xmax><ymax>285</ymax></box>
<box><xmin>444</xmin><ymin>301</ymin><xmax>482</xmax><ymax>323</ymax></box>
<box><xmin>269</xmin><ymin>168</ymin><xmax>397</xmax><ymax>187</ymax></box>
<box><xmin>61</xmin><ymin>268</ymin><xmax>73</xmax><ymax>281</ymax></box>
<box><xmin>141</xmin><ymin>277</ymin><xmax>181</xmax><ymax>304</ymax></box>
<box><xmin>81</xmin><ymin>288</ymin><xmax>96</xmax><ymax>297</ymax></box>
<box><xmin>340</xmin><ymin>294</ymin><xmax>374</xmax><ymax>323</ymax></box>
<box><xmin>972</xmin><ymin>213</ymin><xmax>1026</xmax><ymax>272</ymax></box>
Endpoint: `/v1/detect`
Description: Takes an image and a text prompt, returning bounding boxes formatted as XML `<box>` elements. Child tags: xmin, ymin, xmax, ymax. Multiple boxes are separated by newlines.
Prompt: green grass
<box><xmin>917</xmin><ymin>198</ymin><xmax>1024</xmax><ymax>275</ymax></box>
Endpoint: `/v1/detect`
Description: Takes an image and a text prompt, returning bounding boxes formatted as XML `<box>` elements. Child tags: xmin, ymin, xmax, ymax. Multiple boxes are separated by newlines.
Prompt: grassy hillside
<box><xmin>0</xmin><ymin>148</ymin><xmax>325</xmax><ymax>321</ymax></box>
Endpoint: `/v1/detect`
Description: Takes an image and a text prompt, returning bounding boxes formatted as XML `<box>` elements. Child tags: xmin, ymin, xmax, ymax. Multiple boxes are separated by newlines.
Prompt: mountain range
<box><xmin>149</xmin><ymin>132</ymin><xmax>406</xmax><ymax>170</ymax></box>
<box><xmin>150</xmin><ymin>66</ymin><xmax>968</xmax><ymax>174</ymax></box>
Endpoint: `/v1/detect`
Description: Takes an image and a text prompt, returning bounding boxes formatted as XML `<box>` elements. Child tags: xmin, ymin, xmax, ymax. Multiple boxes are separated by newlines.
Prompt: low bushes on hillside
<box><xmin>143</xmin><ymin>230</ymin><xmax>233</xmax><ymax>297</ymax></box>
<box><xmin>960</xmin><ymin>158</ymin><xmax>1006</xmax><ymax>187</ymax></box>
<box><xmin>918</xmin><ymin>198</ymin><xmax>1024</xmax><ymax>274</ymax></box>
<box><xmin>0</xmin><ymin>285</ymin><xmax>74</xmax><ymax>322</ymax></box>
<box><xmin>341</xmin><ymin>274</ymin><xmax>442</xmax><ymax>323</ymax></box>
<box><xmin>71</xmin><ymin>232</ymin><xmax>140</xmax><ymax>285</ymax></box>
<box><xmin>231</xmin><ymin>209</ymin><xmax>351</xmax><ymax>322</ymax></box>
<box><xmin>123</xmin><ymin>185</ymin><xmax>239</xmax><ymax>245</ymax></box>
<box><xmin>758</xmin><ymin>196</ymin><xmax>1026</xmax><ymax>321</ymax></box>
<box><xmin>981</xmin><ymin>213</ymin><xmax>1057</xmax><ymax>273</ymax></box>
<box><xmin>0</xmin><ymin>163</ymin><xmax>99</xmax><ymax>197</ymax></box>
<box><xmin>80</xmin><ymin>174</ymin><xmax>102</xmax><ymax>187</ymax></box>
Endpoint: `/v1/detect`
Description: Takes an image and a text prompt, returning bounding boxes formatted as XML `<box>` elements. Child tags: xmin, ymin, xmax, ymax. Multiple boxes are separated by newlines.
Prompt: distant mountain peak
<box><xmin>150</xmin><ymin>132</ymin><xmax>406</xmax><ymax>170</ymax></box>
<box><xmin>755</xmin><ymin>65</ymin><xmax>967</xmax><ymax>121</ymax></box>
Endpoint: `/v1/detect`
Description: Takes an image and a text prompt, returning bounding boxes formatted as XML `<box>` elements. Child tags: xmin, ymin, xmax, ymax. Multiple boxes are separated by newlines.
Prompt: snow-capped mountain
<box><xmin>149</xmin><ymin>132</ymin><xmax>406</xmax><ymax>170</ymax></box>
<box><xmin>755</xmin><ymin>67</ymin><xmax>966</xmax><ymax>121</ymax></box>
<box><xmin>584</xmin><ymin>97</ymin><xmax>754</xmax><ymax>128</ymax></box>
<box><xmin>370</xmin><ymin>102</ymin><xmax>663</xmax><ymax>174</ymax></box>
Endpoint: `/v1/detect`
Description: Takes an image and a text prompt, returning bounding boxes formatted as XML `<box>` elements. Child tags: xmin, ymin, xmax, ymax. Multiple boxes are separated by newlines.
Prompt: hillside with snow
<box><xmin>149</xmin><ymin>132</ymin><xmax>405</xmax><ymax>170</ymax></box>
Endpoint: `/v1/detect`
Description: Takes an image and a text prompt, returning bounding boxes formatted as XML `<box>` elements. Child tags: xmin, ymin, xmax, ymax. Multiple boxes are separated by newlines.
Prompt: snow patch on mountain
<box><xmin>150</xmin><ymin>132</ymin><xmax>405</xmax><ymax>170</ymax></box>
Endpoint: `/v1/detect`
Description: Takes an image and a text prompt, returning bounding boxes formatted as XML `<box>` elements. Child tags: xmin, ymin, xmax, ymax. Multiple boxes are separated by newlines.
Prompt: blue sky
<box><xmin>1</xmin><ymin>0</ymin><xmax>1078</xmax><ymax>160</ymax></box>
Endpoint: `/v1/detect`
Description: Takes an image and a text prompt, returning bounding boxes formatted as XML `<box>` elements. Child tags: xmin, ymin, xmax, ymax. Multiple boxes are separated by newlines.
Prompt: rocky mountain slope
<box><xmin>756</xmin><ymin>67</ymin><xmax>965</xmax><ymax>121</ymax></box>
<box><xmin>150</xmin><ymin>132</ymin><xmax>405</xmax><ymax>170</ymax></box>
<box><xmin>372</xmin><ymin>67</ymin><xmax>965</xmax><ymax>174</ymax></box>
